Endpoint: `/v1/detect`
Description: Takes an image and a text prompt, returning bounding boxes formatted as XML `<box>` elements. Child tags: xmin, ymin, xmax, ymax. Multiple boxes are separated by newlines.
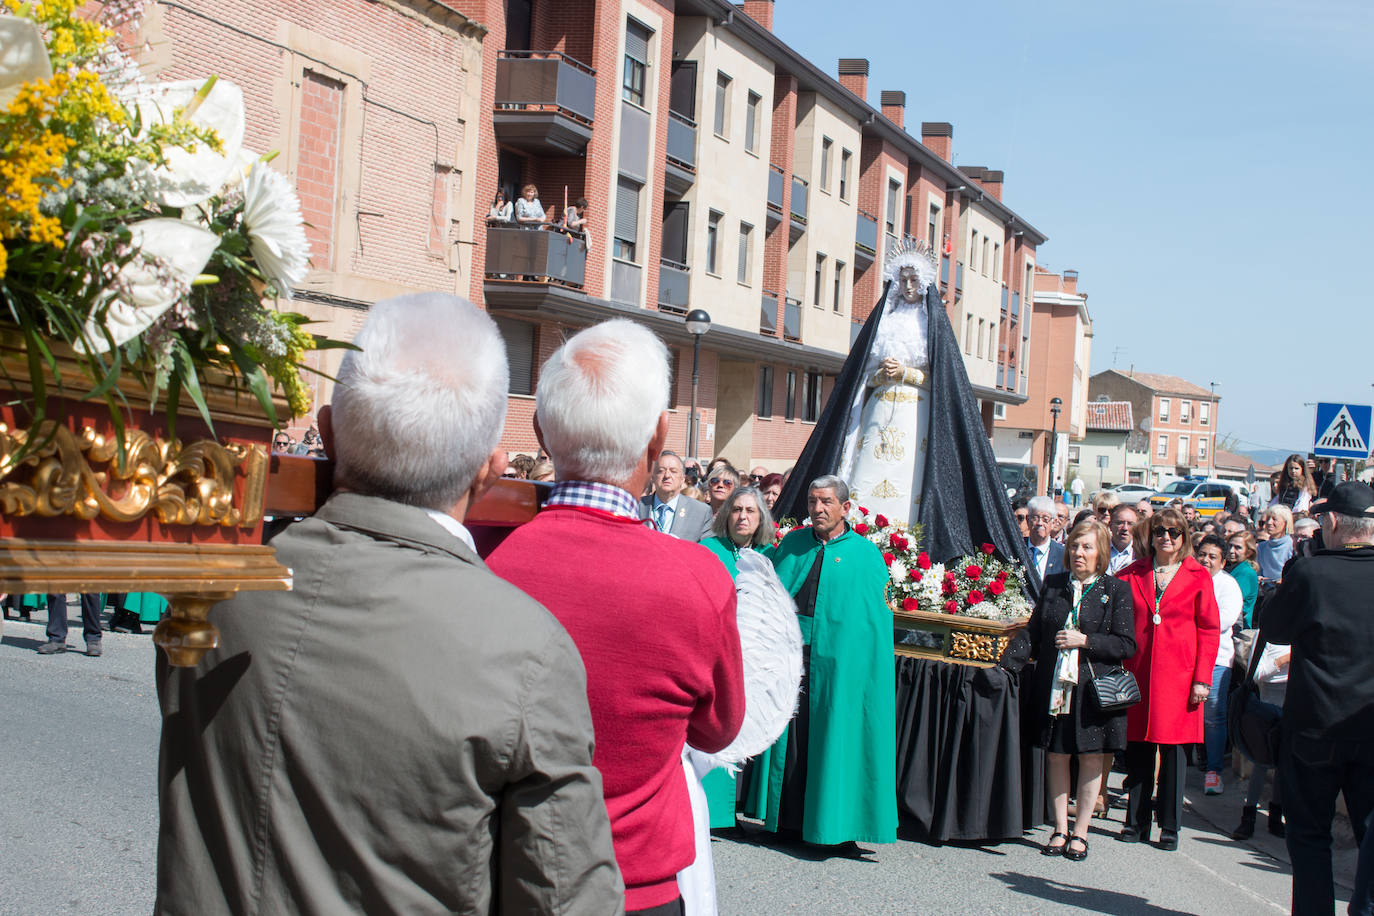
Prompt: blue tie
<box><xmin>657</xmin><ymin>502</ymin><xmax>671</xmax><ymax>533</ymax></box>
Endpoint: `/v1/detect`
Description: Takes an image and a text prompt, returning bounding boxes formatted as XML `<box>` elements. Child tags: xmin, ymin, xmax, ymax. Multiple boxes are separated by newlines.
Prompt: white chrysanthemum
<box><xmin>80</xmin><ymin>218</ymin><xmax>219</xmax><ymax>353</ymax></box>
<box><xmin>889</xmin><ymin>560</ymin><xmax>907</xmax><ymax>583</ymax></box>
<box><xmin>242</xmin><ymin>161</ymin><xmax>309</xmax><ymax>298</ymax></box>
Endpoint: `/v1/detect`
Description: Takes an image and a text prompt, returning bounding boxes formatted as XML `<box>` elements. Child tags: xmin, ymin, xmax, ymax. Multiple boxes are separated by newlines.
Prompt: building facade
<box><xmin>1073</xmin><ymin>400</ymin><xmax>1149</xmax><ymax>491</ymax></box>
<box><xmin>993</xmin><ymin>268</ymin><xmax>1092</xmax><ymax>494</ymax></box>
<box><xmin>1087</xmin><ymin>369</ymin><xmax>1221</xmax><ymax>488</ymax></box>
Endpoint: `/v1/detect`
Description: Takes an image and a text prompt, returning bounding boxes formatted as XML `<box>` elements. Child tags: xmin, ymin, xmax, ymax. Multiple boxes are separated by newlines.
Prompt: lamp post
<box><xmin>1047</xmin><ymin>396</ymin><xmax>1063</xmax><ymax>497</ymax></box>
<box><xmin>686</xmin><ymin>309</ymin><xmax>711</xmax><ymax>459</ymax></box>
<box><xmin>1208</xmin><ymin>381</ymin><xmax>1218</xmax><ymax>479</ymax></box>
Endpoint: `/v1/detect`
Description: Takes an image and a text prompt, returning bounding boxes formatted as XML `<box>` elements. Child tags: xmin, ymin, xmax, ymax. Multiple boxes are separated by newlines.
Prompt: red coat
<box><xmin>1118</xmin><ymin>556</ymin><xmax>1221</xmax><ymax>744</ymax></box>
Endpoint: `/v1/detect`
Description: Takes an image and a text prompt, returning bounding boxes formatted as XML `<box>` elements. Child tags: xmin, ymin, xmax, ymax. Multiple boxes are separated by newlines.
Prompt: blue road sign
<box><xmin>1312</xmin><ymin>402</ymin><xmax>1372</xmax><ymax>459</ymax></box>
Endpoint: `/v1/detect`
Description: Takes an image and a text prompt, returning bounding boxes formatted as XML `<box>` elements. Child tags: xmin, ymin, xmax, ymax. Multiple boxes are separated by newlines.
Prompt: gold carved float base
<box><xmin>0</xmin><ymin>539</ymin><xmax>290</xmax><ymax>666</ymax></box>
<box><xmin>892</xmin><ymin>607</ymin><xmax>1027</xmax><ymax>668</ymax></box>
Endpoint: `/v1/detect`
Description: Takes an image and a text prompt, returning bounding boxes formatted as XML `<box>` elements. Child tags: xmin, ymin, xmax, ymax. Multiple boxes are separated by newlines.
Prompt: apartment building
<box><xmin>1088</xmin><ymin>369</ymin><xmax>1221</xmax><ymax>488</ymax></box>
<box><xmin>146</xmin><ymin>0</ymin><xmax>1054</xmax><ymax>468</ymax></box>
<box><xmin>994</xmin><ymin>268</ymin><xmax>1093</xmax><ymax>493</ymax></box>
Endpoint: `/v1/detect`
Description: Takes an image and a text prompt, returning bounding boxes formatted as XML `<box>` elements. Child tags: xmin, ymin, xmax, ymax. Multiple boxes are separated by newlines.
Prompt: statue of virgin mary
<box><xmin>774</xmin><ymin>238</ymin><xmax>1033</xmax><ymax>578</ymax></box>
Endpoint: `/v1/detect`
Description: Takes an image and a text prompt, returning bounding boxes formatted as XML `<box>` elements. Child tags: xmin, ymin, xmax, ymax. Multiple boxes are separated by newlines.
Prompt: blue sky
<box><xmin>776</xmin><ymin>0</ymin><xmax>1373</xmax><ymax>457</ymax></box>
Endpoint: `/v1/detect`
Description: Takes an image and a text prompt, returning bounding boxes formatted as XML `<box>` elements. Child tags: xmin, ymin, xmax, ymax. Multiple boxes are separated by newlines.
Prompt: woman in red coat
<box><xmin>1116</xmin><ymin>506</ymin><xmax>1221</xmax><ymax>850</ymax></box>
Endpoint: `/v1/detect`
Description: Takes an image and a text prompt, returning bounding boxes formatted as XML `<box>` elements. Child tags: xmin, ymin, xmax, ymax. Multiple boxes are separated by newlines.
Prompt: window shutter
<box><xmin>615</xmin><ymin>177</ymin><xmax>640</xmax><ymax>244</ymax></box>
<box><xmin>625</xmin><ymin>20</ymin><xmax>650</xmax><ymax>62</ymax></box>
<box><xmin>493</xmin><ymin>317</ymin><xmax>535</xmax><ymax>396</ymax></box>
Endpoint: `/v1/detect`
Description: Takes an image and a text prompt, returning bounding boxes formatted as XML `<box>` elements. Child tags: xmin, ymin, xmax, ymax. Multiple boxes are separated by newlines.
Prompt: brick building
<box><xmin>993</xmin><ymin>267</ymin><xmax>1093</xmax><ymax>494</ymax></box>
<box><xmin>1088</xmin><ymin>369</ymin><xmax>1221</xmax><ymax>488</ymax></box>
<box><xmin>141</xmin><ymin>0</ymin><xmax>1052</xmax><ymax>469</ymax></box>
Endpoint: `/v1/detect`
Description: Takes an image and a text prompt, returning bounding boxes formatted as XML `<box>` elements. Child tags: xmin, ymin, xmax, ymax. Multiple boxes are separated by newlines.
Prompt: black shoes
<box><xmin>36</xmin><ymin>640</ymin><xmax>66</xmax><ymax>655</ymax></box>
<box><xmin>1159</xmin><ymin>829</ymin><xmax>1179</xmax><ymax>851</ymax></box>
<box><xmin>1042</xmin><ymin>832</ymin><xmax>1067</xmax><ymax>856</ymax></box>
<box><xmin>1269</xmin><ymin>805</ymin><xmax>1286</xmax><ymax>838</ymax></box>
<box><xmin>1064</xmin><ymin>837</ymin><xmax>1089</xmax><ymax>861</ymax></box>
<box><xmin>1117</xmin><ymin>826</ymin><xmax>1143</xmax><ymax>843</ymax></box>
<box><xmin>1233</xmin><ymin>805</ymin><xmax>1257</xmax><ymax>840</ymax></box>
<box><xmin>86</xmin><ymin>640</ymin><xmax>102</xmax><ymax>657</ymax></box>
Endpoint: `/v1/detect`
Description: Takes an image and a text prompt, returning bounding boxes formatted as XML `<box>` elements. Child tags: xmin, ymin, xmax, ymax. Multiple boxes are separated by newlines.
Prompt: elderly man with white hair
<box><xmin>155</xmin><ymin>294</ymin><xmax>623</xmax><ymax>915</ymax></box>
<box><xmin>1024</xmin><ymin>495</ymin><xmax>1066</xmax><ymax>591</ymax></box>
<box><xmin>488</xmin><ymin>319</ymin><xmax>745</xmax><ymax>916</ymax></box>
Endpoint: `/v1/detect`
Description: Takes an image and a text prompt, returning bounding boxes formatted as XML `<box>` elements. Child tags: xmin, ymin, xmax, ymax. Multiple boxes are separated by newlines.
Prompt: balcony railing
<box><xmin>484</xmin><ymin>226</ymin><xmax>587</xmax><ymax>288</ymax></box>
<box><xmin>855</xmin><ymin>210</ymin><xmax>878</xmax><ymax>256</ymax></box>
<box><xmin>790</xmin><ymin>176</ymin><xmax>808</xmax><ymax>224</ymax></box>
<box><xmin>658</xmin><ymin>258</ymin><xmax>690</xmax><ymax>313</ymax></box>
<box><xmin>955</xmin><ymin>260</ymin><xmax>964</xmax><ymax>291</ymax></box>
<box><xmin>666</xmin><ymin>111</ymin><xmax>697</xmax><ymax>171</ymax></box>
<box><xmin>767</xmin><ymin>164</ymin><xmax>785</xmax><ymax>213</ymax></box>
<box><xmin>783</xmin><ymin>297</ymin><xmax>801</xmax><ymax>341</ymax></box>
<box><xmin>760</xmin><ymin>290</ymin><xmax>779</xmax><ymax>335</ymax></box>
<box><xmin>493</xmin><ymin>51</ymin><xmax>597</xmax><ymax>155</ymax></box>
<box><xmin>1001</xmin><ymin>287</ymin><xmax>1009</xmax><ymax>313</ymax></box>
<box><xmin>940</xmin><ymin>255</ymin><xmax>950</xmax><ymax>286</ymax></box>
<box><xmin>610</xmin><ymin>258</ymin><xmax>642</xmax><ymax>306</ymax></box>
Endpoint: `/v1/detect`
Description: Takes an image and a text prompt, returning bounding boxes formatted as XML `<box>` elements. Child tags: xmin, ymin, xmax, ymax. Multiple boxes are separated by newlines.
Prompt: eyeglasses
<box><xmin>1152</xmin><ymin>526</ymin><xmax>1183</xmax><ymax>539</ymax></box>
<box><xmin>750</xmin><ymin>475</ymin><xmax>764</xmax><ymax>483</ymax></box>
<box><xmin>708</xmin><ymin>477</ymin><xmax>735</xmax><ymax>487</ymax></box>
<box><xmin>1014</xmin><ymin>513</ymin><xmax>1028</xmax><ymax>521</ymax></box>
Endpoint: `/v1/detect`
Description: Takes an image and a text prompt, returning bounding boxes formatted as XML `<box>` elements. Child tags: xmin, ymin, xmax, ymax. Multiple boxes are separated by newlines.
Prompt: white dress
<box><xmin>839</xmin><ymin>288</ymin><xmax>931</xmax><ymax>526</ymax></box>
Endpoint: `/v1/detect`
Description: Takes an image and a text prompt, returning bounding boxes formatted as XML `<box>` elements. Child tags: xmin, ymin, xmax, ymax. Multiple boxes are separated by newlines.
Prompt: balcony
<box><xmin>850</xmin><ymin>321</ymin><xmax>863</xmax><ymax>347</ymax></box>
<box><xmin>664</xmin><ymin>111</ymin><xmax>697</xmax><ymax>197</ymax></box>
<box><xmin>493</xmin><ymin>51</ymin><xmax>596</xmax><ymax>156</ymax></box>
<box><xmin>610</xmin><ymin>258</ymin><xmax>642</xmax><ymax>307</ymax></box>
<box><xmin>1001</xmin><ymin>286</ymin><xmax>1009</xmax><ymax>314</ymax></box>
<box><xmin>854</xmin><ymin>210</ymin><xmax>878</xmax><ymax>269</ymax></box>
<box><xmin>783</xmin><ymin>297</ymin><xmax>801</xmax><ymax>341</ymax></box>
<box><xmin>766</xmin><ymin>164</ymin><xmax>785</xmax><ymax>229</ymax></box>
<box><xmin>484</xmin><ymin>226</ymin><xmax>586</xmax><ymax>287</ymax></box>
<box><xmin>1010</xmin><ymin>290</ymin><xmax>1020</xmax><ymax>322</ymax></box>
<box><xmin>789</xmin><ymin>176</ymin><xmax>808</xmax><ymax>243</ymax></box>
<box><xmin>760</xmin><ymin>289</ymin><xmax>779</xmax><ymax>336</ymax></box>
<box><xmin>658</xmin><ymin>258</ymin><xmax>690</xmax><ymax>313</ymax></box>
<box><xmin>955</xmin><ymin>260</ymin><xmax>964</xmax><ymax>292</ymax></box>
<box><xmin>940</xmin><ymin>255</ymin><xmax>949</xmax><ymax>288</ymax></box>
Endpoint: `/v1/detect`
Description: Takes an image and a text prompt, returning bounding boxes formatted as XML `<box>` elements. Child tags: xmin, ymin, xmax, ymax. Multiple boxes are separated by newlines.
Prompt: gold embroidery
<box><xmin>877</xmin><ymin>388</ymin><xmax>923</xmax><ymax>404</ymax></box>
<box><xmin>0</xmin><ymin>421</ymin><xmax>267</xmax><ymax>528</ymax></box>
<box><xmin>870</xmin><ymin>479</ymin><xmax>901</xmax><ymax>498</ymax></box>
<box><xmin>873</xmin><ymin>426</ymin><xmax>905</xmax><ymax>461</ymax></box>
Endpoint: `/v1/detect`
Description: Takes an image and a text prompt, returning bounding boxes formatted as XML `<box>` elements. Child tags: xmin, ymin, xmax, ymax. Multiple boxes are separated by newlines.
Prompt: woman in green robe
<box><xmin>697</xmin><ymin>486</ymin><xmax>775</xmax><ymax>827</ymax></box>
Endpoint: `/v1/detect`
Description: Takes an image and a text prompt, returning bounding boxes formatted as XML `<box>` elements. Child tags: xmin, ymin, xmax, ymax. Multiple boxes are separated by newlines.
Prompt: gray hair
<box><xmin>711</xmin><ymin>486</ymin><xmax>777</xmax><ymax>546</ymax></box>
<box><xmin>809</xmin><ymin>475</ymin><xmax>850</xmax><ymax>502</ymax></box>
<box><xmin>536</xmin><ymin>320</ymin><xmax>669</xmax><ymax>482</ymax></box>
<box><xmin>1331</xmin><ymin>511</ymin><xmax>1374</xmax><ymax>541</ymax></box>
<box><xmin>1027</xmin><ymin>495</ymin><xmax>1056</xmax><ymax>517</ymax></box>
<box><xmin>331</xmin><ymin>293</ymin><xmax>509</xmax><ymax>510</ymax></box>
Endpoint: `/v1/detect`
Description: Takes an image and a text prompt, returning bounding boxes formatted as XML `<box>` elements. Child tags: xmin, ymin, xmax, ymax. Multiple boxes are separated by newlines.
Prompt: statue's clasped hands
<box><xmin>875</xmin><ymin>357</ymin><xmax>925</xmax><ymax>388</ymax></box>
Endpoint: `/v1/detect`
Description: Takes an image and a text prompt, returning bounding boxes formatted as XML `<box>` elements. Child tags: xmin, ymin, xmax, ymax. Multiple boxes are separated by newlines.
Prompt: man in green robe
<box><xmin>743</xmin><ymin>475</ymin><xmax>897</xmax><ymax>846</ymax></box>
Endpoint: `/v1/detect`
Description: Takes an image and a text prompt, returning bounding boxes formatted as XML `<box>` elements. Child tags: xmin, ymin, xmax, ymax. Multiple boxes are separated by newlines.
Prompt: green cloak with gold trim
<box><xmin>742</xmin><ymin>525</ymin><xmax>896</xmax><ymax>844</ymax></box>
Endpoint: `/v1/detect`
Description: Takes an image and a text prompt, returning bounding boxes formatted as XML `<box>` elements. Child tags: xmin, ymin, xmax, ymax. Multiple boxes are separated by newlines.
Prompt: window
<box><xmin>1180</xmin><ymin>400</ymin><xmax>1191</xmax><ymax>422</ymax></box>
<box><xmin>1201</xmin><ymin>402</ymin><xmax>1211</xmax><ymax>425</ymax></box>
<box><xmin>1157</xmin><ymin>434</ymin><xmax>1168</xmax><ymax>458</ymax></box>
<box><xmin>1068</xmin><ymin>446</ymin><xmax>1081</xmax><ymax>462</ymax></box>
<box><xmin>1198</xmin><ymin>437</ymin><xmax>1208</xmax><ymax>461</ymax></box>
<box><xmin>493</xmin><ymin>316</ymin><xmax>536</xmax><ymax>395</ymax></box>
<box><xmin>737</xmin><ymin>221</ymin><xmax>753</xmax><ymax>284</ymax></box>
<box><xmin>1180</xmin><ymin>435</ymin><xmax>1190</xmax><ymax>464</ymax></box>
<box><xmin>987</xmin><ymin>320</ymin><xmax>997</xmax><ymax>360</ymax></box>
<box><xmin>803</xmin><ymin>371</ymin><xmax>823</xmax><ymax>422</ymax></box>
<box><xmin>813</xmin><ymin>253</ymin><xmax>826</xmax><ymax>306</ymax></box>
<box><xmin>819</xmin><ymin>137</ymin><xmax>832</xmax><ymax>191</ymax></box>
<box><xmin>928</xmin><ymin>204</ymin><xmax>940</xmax><ymax>247</ymax></box>
<box><xmin>977</xmin><ymin>319</ymin><xmax>985</xmax><ymax>358</ymax></box>
<box><xmin>785</xmin><ymin>370</ymin><xmax>797</xmax><ymax>420</ymax></box>
<box><xmin>757</xmin><ymin>365</ymin><xmax>773</xmax><ymax>418</ymax></box>
<box><xmin>622</xmin><ymin>19</ymin><xmax>651</xmax><ymax>106</ymax></box>
<box><xmin>1158</xmin><ymin>398</ymin><xmax>1171</xmax><ymax>422</ymax></box>
<box><xmin>970</xmin><ymin>230</ymin><xmax>979</xmax><ymax>271</ymax></box>
<box><xmin>885</xmin><ymin>180</ymin><xmax>901</xmax><ymax>234</ymax></box>
<box><xmin>714</xmin><ymin>71</ymin><xmax>731</xmax><ymax>137</ymax></box>
<box><xmin>745</xmin><ymin>91</ymin><xmax>761</xmax><ymax>153</ymax></box>
<box><xmin>833</xmin><ymin>261</ymin><xmax>845</xmax><ymax>313</ymax></box>
<box><xmin>839</xmin><ymin>149</ymin><xmax>852</xmax><ymax>200</ymax></box>
<box><xmin>705</xmin><ymin>210</ymin><xmax>722</xmax><ymax>274</ymax></box>
<box><xmin>613</xmin><ymin>176</ymin><xmax>640</xmax><ymax>260</ymax></box>
<box><xmin>981</xmin><ymin>237</ymin><xmax>990</xmax><ymax>276</ymax></box>
<box><xmin>965</xmin><ymin>314</ymin><xmax>974</xmax><ymax>353</ymax></box>
<box><xmin>993</xmin><ymin>403</ymin><xmax>1007</xmax><ymax>421</ymax></box>
<box><xmin>993</xmin><ymin>242</ymin><xmax>1001</xmax><ymax>280</ymax></box>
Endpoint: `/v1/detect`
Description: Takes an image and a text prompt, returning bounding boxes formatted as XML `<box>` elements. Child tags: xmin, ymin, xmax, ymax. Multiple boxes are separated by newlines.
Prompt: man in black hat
<box><xmin>1264</xmin><ymin>481</ymin><xmax>1374</xmax><ymax>916</ymax></box>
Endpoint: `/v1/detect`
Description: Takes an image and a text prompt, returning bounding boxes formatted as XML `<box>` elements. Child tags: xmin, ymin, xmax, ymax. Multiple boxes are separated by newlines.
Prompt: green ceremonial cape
<box><xmin>743</xmin><ymin>525</ymin><xmax>897</xmax><ymax>844</ymax></box>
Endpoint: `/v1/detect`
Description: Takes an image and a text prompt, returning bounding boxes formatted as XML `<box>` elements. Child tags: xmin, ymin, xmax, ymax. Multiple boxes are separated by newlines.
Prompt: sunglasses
<box><xmin>1152</xmin><ymin>526</ymin><xmax>1183</xmax><ymax>539</ymax></box>
<box><xmin>708</xmin><ymin>477</ymin><xmax>735</xmax><ymax>487</ymax></box>
<box><xmin>1014</xmin><ymin>513</ymin><xmax>1028</xmax><ymax>521</ymax></box>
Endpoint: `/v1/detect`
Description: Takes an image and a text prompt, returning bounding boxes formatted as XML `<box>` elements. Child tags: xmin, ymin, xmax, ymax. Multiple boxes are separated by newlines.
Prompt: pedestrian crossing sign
<box><xmin>1312</xmin><ymin>402</ymin><xmax>1372</xmax><ymax>459</ymax></box>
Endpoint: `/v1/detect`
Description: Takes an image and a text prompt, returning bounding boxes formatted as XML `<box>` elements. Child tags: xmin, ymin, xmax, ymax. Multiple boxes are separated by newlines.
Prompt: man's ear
<box><xmin>462</xmin><ymin>447</ymin><xmax>509</xmax><ymax>521</ymax></box>
<box><xmin>317</xmin><ymin>406</ymin><xmax>335</xmax><ymax>460</ymax></box>
<box><xmin>533</xmin><ymin>414</ymin><xmax>547</xmax><ymax>455</ymax></box>
<box><xmin>646</xmin><ymin>412</ymin><xmax>669</xmax><ymax>465</ymax></box>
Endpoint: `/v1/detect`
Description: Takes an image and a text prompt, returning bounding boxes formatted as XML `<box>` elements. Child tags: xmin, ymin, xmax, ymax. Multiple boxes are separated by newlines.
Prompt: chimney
<box><xmin>981</xmin><ymin>169</ymin><xmax>1004</xmax><ymax>200</ymax></box>
<box><xmin>1062</xmin><ymin>269</ymin><xmax>1079</xmax><ymax>294</ymax></box>
<box><xmin>837</xmin><ymin>58</ymin><xmax>868</xmax><ymax>101</ymax></box>
<box><xmin>879</xmin><ymin>90</ymin><xmax>905</xmax><ymax>129</ymax></box>
<box><xmin>921</xmin><ymin>121</ymin><xmax>953</xmax><ymax>162</ymax></box>
<box><xmin>741</xmin><ymin>0</ymin><xmax>774</xmax><ymax>30</ymax></box>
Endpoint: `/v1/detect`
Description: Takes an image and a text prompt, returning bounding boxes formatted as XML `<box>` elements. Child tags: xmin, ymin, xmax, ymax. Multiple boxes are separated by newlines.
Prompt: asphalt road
<box><xmin>0</xmin><ymin>612</ymin><xmax>1358</xmax><ymax>915</ymax></box>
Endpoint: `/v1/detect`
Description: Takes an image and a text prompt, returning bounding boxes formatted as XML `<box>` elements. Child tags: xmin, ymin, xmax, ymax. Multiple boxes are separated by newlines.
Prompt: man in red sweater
<box><xmin>488</xmin><ymin>319</ymin><xmax>746</xmax><ymax>916</ymax></box>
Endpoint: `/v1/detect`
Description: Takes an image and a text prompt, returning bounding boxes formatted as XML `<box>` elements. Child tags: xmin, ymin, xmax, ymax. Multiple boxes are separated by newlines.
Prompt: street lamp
<box><xmin>686</xmin><ymin>309</ymin><xmax>711</xmax><ymax>459</ymax></box>
<box><xmin>1208</xmin><ymin>381</ymin><xmax>1219</xmax><ymax>479</ymax></box>
<box><xmin>1047</xmin><ymin>396</ymin><xmax>1063</xmax><ymax>497</ymax></box>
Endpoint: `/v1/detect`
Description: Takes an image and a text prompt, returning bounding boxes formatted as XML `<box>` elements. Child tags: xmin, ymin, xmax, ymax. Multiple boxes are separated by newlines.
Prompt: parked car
<box><xmin>1108</xmin><ymin>483</ymin><xmax>1157</xmax><ymax>502</ymax></box>
<box><xmin>998</xmin><ymin>462</ymin><xmax>1039</xmax><ymax>500</ymax></box>
<box><xmin>1148</xmin><ymin>478</ymin><xmax>1241</xmax><ymax>518</ymax></box>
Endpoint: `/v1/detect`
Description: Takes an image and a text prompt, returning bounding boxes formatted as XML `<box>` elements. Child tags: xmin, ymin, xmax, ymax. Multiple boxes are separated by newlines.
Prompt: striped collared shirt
<box><xmin>545</xmin><ymin>480</ymin><xmax>641</xmax><ymax>521</ymax></box>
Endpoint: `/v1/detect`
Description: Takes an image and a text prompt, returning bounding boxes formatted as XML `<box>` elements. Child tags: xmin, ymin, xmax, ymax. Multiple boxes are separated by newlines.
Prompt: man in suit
<box><xmin>1025</xmin><ymin>495</ymin><xmax>1066</xmax><ymax>590</ymax></box>
<box><xmin>639</xmin><ymin>449</ymin><xmax>713</xmax><ymax>541</ymax></box>
<box><xmin>155</xmin><ymin>294</ymin><xmax>623</xmax><ymax>915</ymax></box>
<box><xmin>1108</xmin><ymin>504</ymin><xmax>1139</xmax><ymax>574</ymax></box>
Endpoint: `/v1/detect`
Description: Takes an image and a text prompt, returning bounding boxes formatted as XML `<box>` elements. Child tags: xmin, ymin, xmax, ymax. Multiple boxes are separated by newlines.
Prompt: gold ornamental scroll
<box><xmin>892</xmin><ymin>607</ymin><xmax>1026</xmax><ymax>669</ymax></box>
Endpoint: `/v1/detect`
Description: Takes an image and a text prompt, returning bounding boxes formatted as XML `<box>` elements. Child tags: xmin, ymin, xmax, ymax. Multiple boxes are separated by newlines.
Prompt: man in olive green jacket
<box><xmin>155</xmin><ymin>294</ymin><xmax>623</xmax><ymax>915</ymax></box>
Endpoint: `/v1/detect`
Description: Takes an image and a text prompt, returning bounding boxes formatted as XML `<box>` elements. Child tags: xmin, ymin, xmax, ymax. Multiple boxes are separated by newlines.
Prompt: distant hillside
<box><xmin>1234</xmin><ymin>447</ymin><xmax>1296</xmax><ymax>467</ymax></box>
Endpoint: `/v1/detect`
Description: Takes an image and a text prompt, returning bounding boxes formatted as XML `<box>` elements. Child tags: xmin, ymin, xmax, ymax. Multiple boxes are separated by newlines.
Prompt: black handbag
<box><xmin>1085</xmin><ymin>659</ymin><xmax>1141</xmax><ymax>713</ymax></box>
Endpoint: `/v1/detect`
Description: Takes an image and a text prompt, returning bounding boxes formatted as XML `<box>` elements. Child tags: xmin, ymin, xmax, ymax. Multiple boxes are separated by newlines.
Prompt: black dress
<box><xmin>1017</xmin><ymin>572</ymin><xmax>1137</xmax><ymax>754</ymax></box>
